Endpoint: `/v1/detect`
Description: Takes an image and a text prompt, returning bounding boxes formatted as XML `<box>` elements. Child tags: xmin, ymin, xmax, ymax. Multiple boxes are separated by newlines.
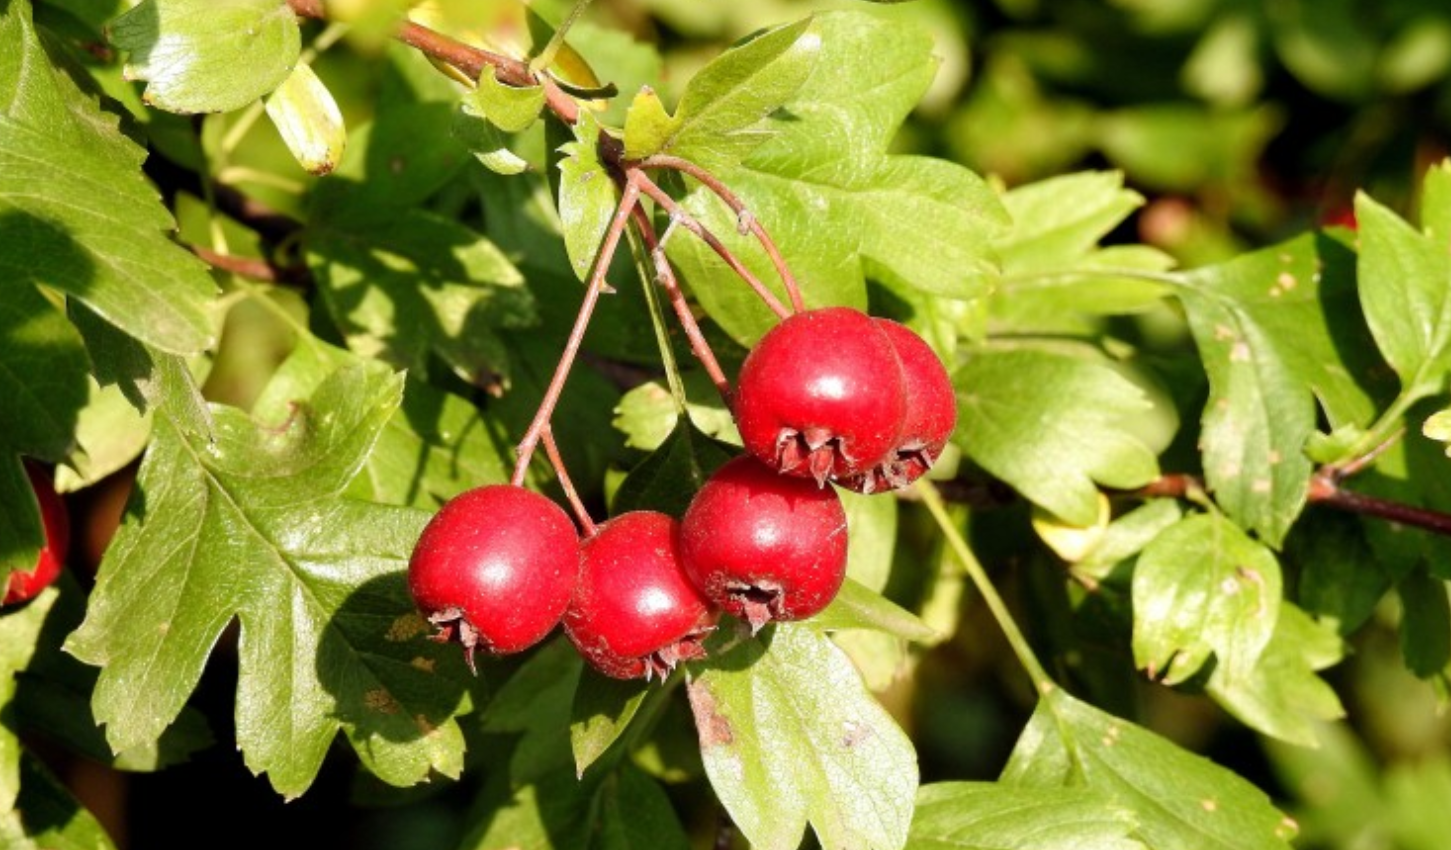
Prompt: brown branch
<box><xmin>190</xmin><ymin>246</ymin><xmax>309</xmax><ymax>286</ymax></box>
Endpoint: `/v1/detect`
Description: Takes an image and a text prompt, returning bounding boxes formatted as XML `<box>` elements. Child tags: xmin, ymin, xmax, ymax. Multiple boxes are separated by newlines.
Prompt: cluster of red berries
<box><xmin>407</xmin><ymin>306</ymin><xmax>955</xmax><ymax>680</ymax></box>
<box><xmin>3</xmin><ymin>463</ymin><xmax>69</xmax><ymax>607</ymax></box>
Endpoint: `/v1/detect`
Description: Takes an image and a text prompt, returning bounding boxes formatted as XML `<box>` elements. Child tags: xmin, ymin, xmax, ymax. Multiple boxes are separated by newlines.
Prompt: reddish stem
<box><xmin>510</xmin><ymin>175</ymin><xmax>642</xmax><ymax>486</ymax></box>
<box><xmin>636</xmin><ymin>154</ymin><xmax>805</xmax><ymax>313</ymax></box>
<box><xmin>632</xmin><ymin>176</ymin><xmax>790</xmax><ymax>319</ymax></box>
<box><xmin>541</xmin><ymin>424</ymin><xmax>596</xmax><ymax>536</ymax></box>
<box><xmin>628</xmin><ymin>203</ymin><xmax>733</xmax><ymax>401</ymax></box>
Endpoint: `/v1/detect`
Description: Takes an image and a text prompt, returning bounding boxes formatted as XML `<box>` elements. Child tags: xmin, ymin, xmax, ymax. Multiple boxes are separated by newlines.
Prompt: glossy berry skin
<box><xmin>564</xmin><ymin>511</ymin><xmax>717</xmax><ymax>681</ymax></box>
<box><xmin>680</xmin><ymin>455</ymin><xmax>848</xmax><ymax>632</ymax></box>
<box><xmin>733</xmin><ymin>307</ymin><xmax>906</xmax><ymax>486</ymax></box>
<box><xmin>840</xmin><ymin>319</ymin><xmax>957</xmax><ymax>494</ymax></box>
<box><xmin>408</xmin><ymin>485</ymin><xmax>580</xmax><ymax>670</ymax></box>
<box><xmin>3</xmin><ymin>463</ymin><xmax>69</xmax><ymax>606</ymax></box>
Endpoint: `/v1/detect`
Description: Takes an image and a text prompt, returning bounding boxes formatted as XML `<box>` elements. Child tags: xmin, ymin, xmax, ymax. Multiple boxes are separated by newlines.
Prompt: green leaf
<box><xmin>611</xmin><ymin>417</ymin><xmax>738</xmax><ymax>517</ymax></box>
<box><xmin>810</xmin><ymin>577</ymin><xmax>938</xmax><ymax>644</ymax></box>
<box><xmin>558</xmin><ymin>112</ymin><xmax>620</xmax><ymax>281</ymax></box>
<box><xmin>687</xmin><ymin>623</ymin><xmax>917</xmax><ymax>850</ymax></box>
<box><xmin>251</xmin><ymin>339</ymin><xmax>517</xmax><ymax>507</ymax></box>
<box><xmin>1206</xmin><ymin>602</ymin><xmax>1344</xmax><ymax>747</ymax></box>
<box><xmin>954</xmin><ymin>348</ymin><xmax>1159</xmax><ymax>526</ymax></box>
<box><xmin>1398</xmin><ymin>567</ymin><xmax>1451</xmax><ymax>679</ymax></box>
<box><xmin>908</xmin><ymin>782</ymin><xmax>1144</xmax><ymax>850</ymax></box>
<box><xmin>671</xmin><ymin>11</ymin><xmax>1008</xmax><ymax>344</ymax></box>
<box><xmin>307</xmin><ymin>208</ymin><xmax>535</xmax><ymax>390</ymax></box>
<box><xmin>611</xmin><ymin>374</ymin><xmax>738</xmax><ymax>452</ymax></box>
<box><xmin>1002</xmin><ymin>688</ymin><xmax>1299</xmax><ymax>850</ymax></box>
<box><xmin>453</xmin><ymin>106</ymin><xmax>530</xmax><ymax>175</ymax></box>
<box><xmin>0</xmin><ymin>459</ymin><xmax>45</xmax><ymax>587</ymax></box>
<box><xmin>622</xmin><ymin>18</ymin><xmax>819</xmax><ymax>169</ymax></box>
<box><xmin>109</xmin><ymin>0</ymin><xmax>301</xmax><ymax>113</ymax></box>
<box><xmin>466</xmin><ymin>70</ymin><xmax>545</xmax><ymax>133</ymax></box>
<box><xmin>1</xmin><ymin>588</ymin><xmax>53</xmax><ymax>811</ymax></box>
<box><xmin>0</xmin><ymin>286</ymin><xmax>88</xmax><ymax>461</ymax></box>
<box><xmin>1</xmin><ymin>0</ymin><xmax>217</xmax><ymax>355</ymax></box>
<box><xmin>64</xmin><ymin>365</ymin><xmax>470</xmax><ymax>798</ymax></box>
<box><xmin>1131</xmin><ymin>513</ymin><xmax>1282</xmax><ymax>685</ymax></box>
<box><xmin>264</xmin><ymin>61</ymin><xmax>346</xmax><ymax>176</ymax></box>
<box><xmin>1356</xmin><ymin>164</ymin><xmax>1451</xmax><ymax>399</ymax></box>
<box><xmin>2</xmin><ymin>753</ymin><xmax>117</xmax><ymax>850</ymax></box>
<box><xmin>570</xmin><ymin>668</ymin><xmax>650</xmax><ymax>777</ymax></box>
<box><xmin>1176</xmin><ymin>233</ymin><xmax>1376</xmax><ymax>545</ymax></box>
<box><xmin>53</xmin><ymin>376</ymin><xmax>152</xmax><ymax>492</ymax></box>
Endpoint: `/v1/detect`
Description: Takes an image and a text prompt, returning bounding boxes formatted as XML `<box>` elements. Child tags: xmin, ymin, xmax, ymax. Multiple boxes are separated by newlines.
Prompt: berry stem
<box><xmin>628</xmin><ymin>203</ymin><xmax>733</xmax><ymax>402</ymax></box>
<box><xmin>915</xmin><ymin>480</ymin><xmax>1056</xmax><ymax>696</ymax></box>
<box><xmin>510</xmin><ymin>175</ymin><xmax>642</xmax><ymax>486</ymax></box>
<box><xmin>632</xmin><ymin>175</ymin><xmax>791</xmax><ymax>320</ymax></box>
<box><xmin>541</xmin><ymin>424</ymin><xmax>597</xmax><ymax>537</ymax></box>
<box><xmin>636</xmin><ymin>154</ymin><xmax>805</xmax><ymax>313</ymax></box>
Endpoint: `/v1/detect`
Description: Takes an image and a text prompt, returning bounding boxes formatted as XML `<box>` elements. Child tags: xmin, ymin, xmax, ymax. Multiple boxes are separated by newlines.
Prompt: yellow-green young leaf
<box><xmin>466</xmin><ymin>71</ymin><xmax>545</xmax><ymax>133</ymax></box>
<box><xmin>1177</xmin><ymin>233</ymin><xmax>1379</xmax><ymax>546</ymax></box>
<box><xmin>1424</xmin><ymin>408</ymin><xmax>1451</xmax><ymax>454</ymax></box>
<box><xmin>1</xmin><ymin>0</ymin><xmax>216</xmax><ymax>357</ymax></box>
<box><xmin>64</xmin><ymin>365</ymin><xmax>472</xmax><ymax>799</ymax></box>
<box><xmin>1003</xmin><ymin>689</ymin><xmax>1300</xmax><ymax>850</ymax></box>
<box><xmin>954</xmin><ymin>348</ymin><xmax>1159</xmax><ymax>527</ymax></box>
<box><xmin>1206</xmin><ymin>602</ymin><xmax>1345</xmax><ymax>748</ymax></box>
<box><xmin>622</xmin><ymin>86</ymin><xmax>672</xmax><ymax>160</ymax></box>
<box><xmin>611</xmin><ymin>374</ymin><xmax>738</xmax><ymax>452</ymax></box>
<box><xmin>687</xmin><ymin>623</ymin><xmax>917</xmax><ymax>850</ymax></box>
<box><xmin>109</xmin><ymin>0</ymin><xmax>301</xmax><ymax>113</ymax></box>
<box><xmin>1132</xmin><ymin>513</ymin><xmax>1282</xmax><ymax>685</ymax></box>
<box><xmin>809</xmin><ymin>578</ymin><xmax>938</xmax><ymax>644</ymax></box>
<box><xmin>671</xmin><ymin>12</ymin><xmax>1008</xmax><ymax>345</ymax></box>
<box><xmin>907</xmin><ymin>782</ymin><xmax>1144</xmax><ymax>850</ymax></box>
<box><xmin>264</xmin><ymin>62</ymin><xmax>346</xmax><ymax>175</ymax></box>
<box><xmin>453</xmin><ymin>107</ymin><xmax>530</xmax><ymax>175</ymax></box>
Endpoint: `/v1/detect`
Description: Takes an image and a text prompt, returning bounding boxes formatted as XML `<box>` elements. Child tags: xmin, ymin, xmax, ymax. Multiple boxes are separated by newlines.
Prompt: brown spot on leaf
<box><xmin>687</xmin><ymin>680</ymin><xmax>733</xmax><ymax>748</ymax></box>
<box><xmin>364</xmin><ymin>688</ymin><xmax>401</xmax><ymax>715</ymax></box>
<box><xmin>410</xmin><ymin>656</ymin><xmax>436</xmax><ymax>673</ymax></box>
<box><xmin>386</xmin><ymin>612</ymin><xmax>430</xmax><ymax>642</ymax></box>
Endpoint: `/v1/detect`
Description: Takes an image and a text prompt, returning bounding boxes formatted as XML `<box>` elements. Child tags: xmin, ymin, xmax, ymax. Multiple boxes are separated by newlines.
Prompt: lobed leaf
<box><xmin>1131</xmin><ymin>513</ymin><xmax>1282</xmax><ymax>685</ymax></box>
<box><xmin>1002</xmin><ymin>688</ymin><xmax>1299</xmax><ymax>850</ymax></box>
<box><xmin>65</xmin><ymin>365</ymin><xmax>471</xmax><ymax>798</ymax></box>
<box><xmin>610</xmin><ymin>416</ymin><xmax>737</xmax><ymax>518</ymax></box>
<box><xmin>954</xmin><ymin>347</ymin><xmax>1159</xmax><ymax>527</ymax></box>
<box><xmin>1</xmin><ymin>0</ymin><xmax>217</xmax><ymax>356</ymax></box>
<box><xmin>687</xmin><ymin>623</ymin><xmax>917</xmax><ymax>850</ymax></box>
<box><xmin>558</xmin><ymin>112</ymin><xmax>621</xmax><ymax>281</ymax></box>
<box><xmin>1176</xmin><ymin>233</ymin><xmax>1378</xmax><ymax>546</ymax></box>
<box><xmin>108</xmin><ymin>0</ymin><xmax>301</xmax><ymax>114</ymax></box>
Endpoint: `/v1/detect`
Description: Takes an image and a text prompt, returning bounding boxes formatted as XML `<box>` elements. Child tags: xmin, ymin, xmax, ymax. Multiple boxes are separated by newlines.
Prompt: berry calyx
<box><xmin>408</xmin><ymin>484</ymin><xmax>580</xmax><ymax>671</ymax></box>
<box><xmin>680</xmin><ymin>455</ymin><xmax>848</xmax><ymax>632</ymax></box>
<box><xmin>564</xmin><ymin>511</ymin><xmax>718</xmax><ymax>681</ymax></box>
<box><xmin>3</xmin><ymin>462</ymin><xmax>69</xmax><ymax>606</ymax></box>
<box><xmin>732</xmin><ymin>307</ymin><xmax>906</xmax><ymax>486</ymax></box>
<box><xmin>839</xmin><ymin>319</ymin><xmax>957</xmax><ymax>494</ymax></box>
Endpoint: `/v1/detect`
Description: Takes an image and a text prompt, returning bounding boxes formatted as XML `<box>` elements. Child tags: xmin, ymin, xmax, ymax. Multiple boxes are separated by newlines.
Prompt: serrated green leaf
<box><xmin>481</xmin><ymin>636</ymin><xmax>582</xmax><ymax>783</ymax></box>
<box><xmin>453</xmin><ymin>106</ymin><xmax>530</xmax><ymax>175</ymax></box>
<box><xmin>623</xmin><ymin>18</ymin><xmax>819</xmax><ymax>168</ymax></box>
<box><xmin>1</xmin><ymin>1</ymin><xmax>217</xmax><ymax>355</ymax></box>
<box><xmin>1003</xmin><ymin>688</ymin><xmax>1299</xmax><ymax>850</ymax></box>
<box><xmin>908</xmin><ymin>782</ymin><xmax>1144</xmax><ymax>850</ymax></box>
<box><xmin>307</xmin><ymin>208</ymin><xmax>535</xmax><ymax>390</ymax></box>
<box><xmin>570</xmin><ymin>667</ymin><xmax>649</xmax><ymax>777</ymax></box>
<box><xmin>2</xmin><ymin>752</ymin><xmax>117</xmax><ymax>850</ymax></box>
<box><xmin>611</xmin><ymin>374</ymin><xmax>738</xmax><ymax>451</ymax></box>
<box><xmin>1</xmin><ymin>588</ymin><xmax>53</xmax><ymax>811</ymax></box>
<box><xmin>558</xmin><ymin>112</ymin><xmax>620</xmax><ymax>281</ymax></box>
<box><xmin>954</xmin><ymin>348</ymin><xmax>1159</xmax><ymax>526</ymax></box>
<box><xmin>1287</xmin><ymin>510</ymin><xmax>1389</xmax><ymax>634</ymax></box>
<box><xmin>672</xmin><ymin>11</ymin><xmax>1008</xmax><ymax>344</ymax></box>
<box><xmin>1356</xmin><ymin>166</ymin><xmax>1451</xmax><ymax>399</ymax></box>
<box><xmin>687</xmin><ymin>623</ymin><xmax>917</xmax><ymax>850</ymax></box>
<box><xmin>611</xmin><ymin>417</ymin><xmax>737</xmax><ymax>518</ymax></box>
<box><xmin>109</xmin><ymin>0</ymin><xmax>301</xmax><ymax>114</ymax></box>
<box><xmin>64</xmin><ymin>365</ymin><xmax>470</xmax><ymax>798</ymax></box>
<box><xmin>1074</xmin><ymin>499</ymin><xmax>1182</xmax><ymax>582</ymax></box>
<box><xmin>0</xmin><ymin>286</ymin><xmax>88</xmax><ymax>461</ymax></box>
<box><xmin>809</xmin><ymin>577</ymin><xmax>937</xmax><ymax>643</ymax></box>
<box><xmin>54</xmin><ymin>376</ymin><xmax>152</xmax><ymax>492</ymax></box>
<box><xmin>251</xmin><ymin>339</ymin><xmax>517</xmax><ymax>507</ymax></box>
<box><xmin>264</xmin><ymin>61</ymin><xmax>346</xmax><ymax>176</ymax></box>
<box><xmin>1206</xmin><ymin>602</ymin><xmax>1344</xmax><ymax>747</ymax></box>
<box><xmin>1132</xmin><ymin>513</ymin><xmax>1282</xmax><ymax>685</ymax></box>
<box><xmin>1177</xmin><ymin>233</ymin><xmax>1377</xmax><ymax>545</ymax></box>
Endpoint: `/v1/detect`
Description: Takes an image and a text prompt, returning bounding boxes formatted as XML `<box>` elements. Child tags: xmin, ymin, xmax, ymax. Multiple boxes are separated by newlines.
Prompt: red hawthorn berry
<box><xmin>680</xmin><ymin>455</ymin><xmax>848</xmax><ymax>632</ymax></box>
<box><xmin>839</xmin><ymin>319</ymin><xmax>957</xmax><ymax>494</ymax></box>
<box><xmin>564</xmin><ymin>511</ymin><xmax>718</xmax><ymax>681</ymax></box>
<box><xmin>407</xmin><ymin>484</ymin><xmax>580</xmax><ymax>671</ymax></box>
<box><xmin>732</xmin><ymin>307</ymin><xmax>906</xmax><ymax>486</ymax></box>
<box><xmin>3</xmin><ymin>462</ymin><xmax>69</xmax><ymax>606</ymax></box>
